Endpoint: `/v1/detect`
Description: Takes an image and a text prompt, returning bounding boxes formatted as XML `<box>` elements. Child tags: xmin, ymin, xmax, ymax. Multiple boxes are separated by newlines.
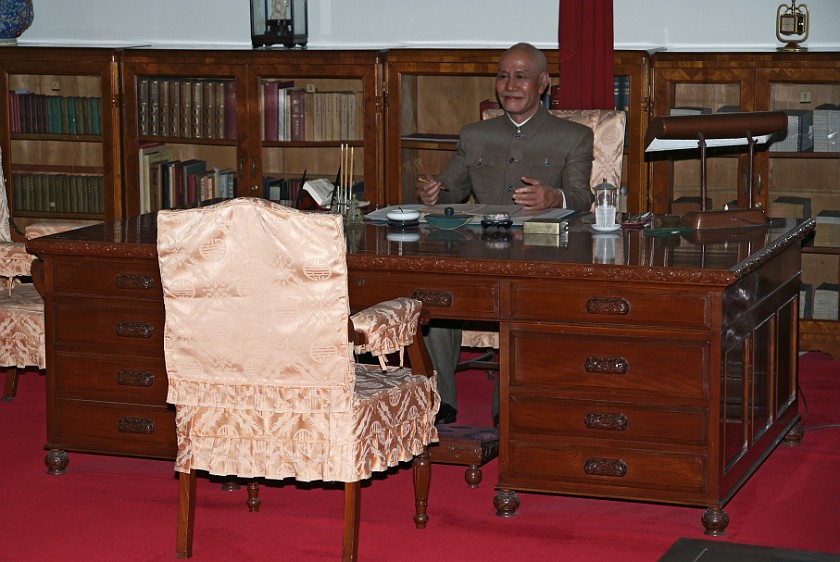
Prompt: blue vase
<box><xmin>0</xmin><ymin>0</ymin><xmax>34</xmax><ymax>45</ymax></box>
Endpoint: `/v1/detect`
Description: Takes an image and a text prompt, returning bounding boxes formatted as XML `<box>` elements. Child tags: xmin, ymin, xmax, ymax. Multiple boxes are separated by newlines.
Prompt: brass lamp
<box><xmin>776</xmin><ymin>1</ymin><xmax>809</xmax><ymax>52</ymax></box>
<box><xmin>645</xmin><ymin>111</ymin><xmax>788</xmax><ymax>230</ymax></box>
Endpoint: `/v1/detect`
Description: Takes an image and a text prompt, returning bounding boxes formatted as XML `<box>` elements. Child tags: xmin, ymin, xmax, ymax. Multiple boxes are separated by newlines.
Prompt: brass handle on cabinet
<box><xmin>115</xmin><ymin>274</ymin><xmax>154</xmax><ymax>290</ymax></box>
<box><xmin>583</xmin><ymin>458</ymin><xmax>627</xmax><ymax>477</ymax></box>
<box><xmin>584</xmin><ymin>356</ymin><xmax>628</xmax><ymax>375</ymax></box>
<box><xmin>583</xmin><ymin>412</ymin><xmax>628</xmax><ymax>431</ymax></box>
<box><xmin>251</xmin><ymin>157</ymin><xmax>256</xmax><ymax>177</ymax></box>
<box><xmin>411</xmin><ymin>289</ymin><xmax>453</xmax><ymax>307</ymax></box>
<box><xmin>117</xmin><ymin>417</ymin><xmax>155</xmax><ymax>434</ymax></box>
<box><xmin>585</xmin><ymin>297</ymin><xmax>629</xmax><ymax>315</ymax></box>
<box><xmin>116</xmin><ymin>369</ymin><xmax>154</xmax><ymax>387</ymax></box>
<box><xmin>116</xmin><ymin>321</ymin><xmax>154</xmax><ymax>339</ymax></box>
<box><xmin>238</xmin><ymin>157</ymin><xmax>244</xmax><ymax>179</ymax></box>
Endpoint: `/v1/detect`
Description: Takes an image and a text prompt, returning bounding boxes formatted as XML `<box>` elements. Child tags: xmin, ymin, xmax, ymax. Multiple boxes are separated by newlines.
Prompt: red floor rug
<box><xmin>1</xmin><ymin>352</ymin><xmax>838</xmax><ymax>561</ymax></box>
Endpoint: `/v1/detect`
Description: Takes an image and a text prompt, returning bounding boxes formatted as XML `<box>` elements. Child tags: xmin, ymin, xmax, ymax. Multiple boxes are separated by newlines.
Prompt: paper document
<box><xmin>302</xmin><ymin>179</ymin><xmax>334</xmax><ymax>207</ymax></box>
<box><xmin>365</xmin><ymin>204</ymin><xmax>576</xmax><ymax>226</ymax></box>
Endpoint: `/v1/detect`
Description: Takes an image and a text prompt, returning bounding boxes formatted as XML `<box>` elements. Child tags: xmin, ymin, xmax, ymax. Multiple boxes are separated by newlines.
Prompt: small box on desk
<box><xmin>523</xmin><ymin>218</ymin><xmax>569</xmax><ymax>235</ymax></box>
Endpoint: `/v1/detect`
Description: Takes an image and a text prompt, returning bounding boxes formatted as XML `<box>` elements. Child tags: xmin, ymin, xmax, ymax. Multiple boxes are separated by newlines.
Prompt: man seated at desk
<box><xmin>417</xmin><ymin>42</ymin><xmax>595</xmax><ymax>425</ymax></box>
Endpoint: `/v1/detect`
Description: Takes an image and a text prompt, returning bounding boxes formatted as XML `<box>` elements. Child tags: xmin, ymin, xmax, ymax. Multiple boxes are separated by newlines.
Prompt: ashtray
<box><xmin>481</xmin><ymin>219</ymin><xmax>513</xmax><ymax>230</ymax></box>
<box><xmin>387</xmin><ymin>218</ymin><xmax>420</xmax><ymax>229</ymax></box>
<box><xmin>425</xmin><ymin>207</ymin><xmax>472</xmax><ymax>230</ymax></box>
<box><xmin>386</xmin><ymin>208</ymin><xmax>421</xmax><ymax>222</ymax></box>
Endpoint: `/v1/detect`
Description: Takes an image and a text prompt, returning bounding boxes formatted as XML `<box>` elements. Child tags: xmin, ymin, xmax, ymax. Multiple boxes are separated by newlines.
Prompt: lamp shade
<box><xmin>645</xmin><ymin>111</ymin><xmax>788</xmax><ymax>152</ymax></box>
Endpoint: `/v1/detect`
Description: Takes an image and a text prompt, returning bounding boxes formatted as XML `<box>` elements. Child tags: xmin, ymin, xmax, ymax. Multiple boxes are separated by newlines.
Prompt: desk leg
<box><xmin>701</xmin><ymin>506</ymin><xmax>729</xmax><ymax>536</ymax></box>
<box><xmin>45</xmin><ymin>448</ymin><xmax>68</xmax><ymax>475</ymax></box>
<box><xmin>493</xmin><ymin>489</ymin><xmax>520</xmax><ymax>517</ymax></box>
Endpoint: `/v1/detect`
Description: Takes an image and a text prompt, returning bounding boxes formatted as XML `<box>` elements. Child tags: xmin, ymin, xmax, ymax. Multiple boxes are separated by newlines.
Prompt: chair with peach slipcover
<box><xmin>156</xmin><ymin>197</ymin><xmax>439</xmax><ymax>560</ymax></box>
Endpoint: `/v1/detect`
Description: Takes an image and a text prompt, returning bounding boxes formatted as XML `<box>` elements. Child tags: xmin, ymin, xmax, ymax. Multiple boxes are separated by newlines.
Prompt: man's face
<box><xmin>495</xmin><ymin>49</ymin><xmax>549</xmax><ymax>122</ymax></box>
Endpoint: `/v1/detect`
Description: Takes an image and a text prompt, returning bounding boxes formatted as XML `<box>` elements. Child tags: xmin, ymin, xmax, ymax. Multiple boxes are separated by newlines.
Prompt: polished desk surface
<box><xmin>27</xmin><ymin>213</ymin><xmax>815</xmax><ymax>286</ymax></box>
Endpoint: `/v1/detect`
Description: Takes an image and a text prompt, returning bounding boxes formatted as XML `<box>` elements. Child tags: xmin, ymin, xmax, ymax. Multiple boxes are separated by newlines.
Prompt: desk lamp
<box><xmin>645</xmin><ymin>111</ymin><xmax>788</xmax><ymax>230</ymax></box>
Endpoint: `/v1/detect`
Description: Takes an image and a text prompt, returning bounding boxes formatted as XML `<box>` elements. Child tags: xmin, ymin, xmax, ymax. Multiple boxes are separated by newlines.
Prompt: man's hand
<box><xmin>511</xmin><ymin>176</ymin><xmax>564</xmax><ymax>211</ymax></box>
<box><xmin>417</xmin><ymin>175</ymin><xmax>444</xmax><ymax>206</ymax></box>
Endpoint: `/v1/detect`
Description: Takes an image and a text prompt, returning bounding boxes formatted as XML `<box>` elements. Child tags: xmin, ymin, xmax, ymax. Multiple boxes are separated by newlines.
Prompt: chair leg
<box><xmin>247</xmin><ymin>480</ymin><xmax>260</xmax><ymax>512</ymax></box>
<box><xmin>2</xmin><ymin>366</ymin><xmax>19</xmax><ymax>402</ymax></box>
<box><xmin>176</xmin><ymin>470</ymin><xmax>197</xmax><ymax>559</ymax></box>
<box><xmin>342</xmin><ymin>481</ymin><xmax>361</xmax><ymax>562</ymax></box>
<box><xmin>413</xmin><ymin>447</ymin><xmax>431</xmax><ymax>529</ymax></box>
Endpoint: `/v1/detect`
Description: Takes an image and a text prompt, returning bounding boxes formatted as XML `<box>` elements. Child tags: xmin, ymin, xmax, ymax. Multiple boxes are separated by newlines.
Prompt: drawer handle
<box><xmin>115</xmin><ymin>274</ymin><xmax>154</xmax><ymax>290</ymax></box>
<box><xmin>116</xmin><ymin>321</ymin><xmax>154</xmax><ymax>339</ymax></box>
<box><xmin>585</xmin><ymin>297</ymin><xmax>629</xmax><ymax>315</ymax></box>
<box><xmin>583</xmin><ymin>412</ymin><xmax>628</xmax><ymax>431</ymax></box>
<box><xmin>584</xmin><ymin>458</ymin><xmax>627</xmax><ymax>477</ymax></box>
<box><xmin>116</xmin><ymin>369</ymin><xmax>154</xmax><ymax>387</ymax></box>
<box><xmin>412</xmin><ymin>289</ymin><xmax>453</xmax><ymax>308</ymax></box>
<box><xmin>117</xmin><ymin>417</ymin><xmax>155</xmax><ymax>434</ymax></box>
<box><xmin>584</xmin><ymin>356</ymin><xmax>628</xmax><ymax>375</ymax></box>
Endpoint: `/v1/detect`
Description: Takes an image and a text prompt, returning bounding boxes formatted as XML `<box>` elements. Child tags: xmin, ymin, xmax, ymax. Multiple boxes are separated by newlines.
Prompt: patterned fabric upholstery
<box><xmin>0</xmin><ymin>149</ymin><xmax>35</xmax><ymax>295</ymax></box>
<box><xmin>157</xmin><ymin>197</ymin><xmax>439</xmax><ymax>482</ymax></box>
<box><xmin>0</xmin><ymin>283</ymin><xmax>45</xmax><ymax>370</ymax></box>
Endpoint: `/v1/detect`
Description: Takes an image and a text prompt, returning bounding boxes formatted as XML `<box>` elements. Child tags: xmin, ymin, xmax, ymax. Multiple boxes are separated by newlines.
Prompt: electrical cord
<box><xmin>797</xmin><ymin>380</ymin><xmax>840</xmax><ymax>433</ymax></box>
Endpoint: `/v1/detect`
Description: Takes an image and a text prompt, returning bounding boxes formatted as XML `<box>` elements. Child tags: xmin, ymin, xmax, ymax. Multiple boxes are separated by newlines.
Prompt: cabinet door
<box><xmin>614</xmin><ymin>50</ymin><xmax>651</xmax><ymax>214</ymax></box>
<box><xmin>650</xmin><ymin>66</ymin><xmax>756</xmax><ymax>215</ymax></box>
<box><xmin>758</xmin><ymin>65</ymin><xmax>840</xmax><ymax>351</ymax></box>
<box><xmin>0</xmin><ymin>48</ymin><xmax>122</xmax><ymax>228</ymax></box>
<box><xmin>247</xmin><ymin>50</ymin><xmax>383</xmax><ymax>208</ymax></box>
<box><xmin>120</xmin><ymin>51</ymin><xmax>248</xmax><ymax>217</ymax></box>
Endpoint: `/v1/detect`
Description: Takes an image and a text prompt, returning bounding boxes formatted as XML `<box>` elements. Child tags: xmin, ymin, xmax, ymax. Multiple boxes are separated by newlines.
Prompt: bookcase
<box><xmin>649</xmin><ymin>51</ymin><xmax>840</xmax><ymax>356</ymax></box>
<box><xmin>383</xmin><ymin>49</ymin><xmax>651</xmax><ymax>213</ymax></box>
<box><xmin>0</xmin><ymin>47</ymin><xmax>123</xmax><ymax>231</ymax></box>
<box><xmin>119</xmin><ymin>48</ymin><xmax>383</xmax><ymax>216</ymax></box>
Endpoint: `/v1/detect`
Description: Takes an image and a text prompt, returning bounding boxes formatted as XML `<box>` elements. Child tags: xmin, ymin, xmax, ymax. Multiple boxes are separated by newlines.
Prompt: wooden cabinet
<box><xmin>383</xmin><ymin>49</ymin><xmax>650</xmax><ymax>213</ymax></box>
<box><xmin>0</xmin><ymin>47</ymin><xmax>124</xmax><ymax>231</ymax></box>
<box><xmin>119</xmin><ymin>49</ymin><xmax>384</xmax><ymax>216</ymax></box>
<box><xmin>650</xmin><ymin>51</ymin><xmax>840</xmax><ymax>355</ymax></box>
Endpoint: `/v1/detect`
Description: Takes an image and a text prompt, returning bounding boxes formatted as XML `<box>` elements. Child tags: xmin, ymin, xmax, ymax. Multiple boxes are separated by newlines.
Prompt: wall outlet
<box><xmin>51</xmin><ymin>81</ymin><xmax>61</xmax><ymax>91</ymax></box>
<box><xmin>799</xmin><ymin>91</ymin><xmax>811</xmax><ymax>103</ymax></box>
<box><xmin>305</xmin><ymin>83</ymin><xmax>316</xmax><ymax>93</ymax></box>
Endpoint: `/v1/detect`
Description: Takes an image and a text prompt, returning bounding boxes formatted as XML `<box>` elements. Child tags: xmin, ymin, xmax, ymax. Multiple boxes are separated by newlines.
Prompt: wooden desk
<box><xmin>27</xmin><ymin>214</ymin><xmax>814</xmax><ymax>535</ymax></box>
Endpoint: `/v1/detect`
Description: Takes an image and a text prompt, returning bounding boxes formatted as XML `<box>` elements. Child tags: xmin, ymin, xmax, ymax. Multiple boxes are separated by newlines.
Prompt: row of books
<box><xmin>8</xmin><ymin>90</ymin><xmax>102</xmax><ymax>136</ymax></box>
<box><xmin>261</xmin><ymin>81</ymin><xmax>363</xmax><ymax>142</ymax></box>
<box><xmin>770</xmin><ymin>109</ymin><xmax>813</xmax><ymax>152</ymax></box>
<box><xmin>137</xmin><ymin>78</ymin><xmax>236</xmax><ymax>141</ymax></box>
<box><xmin>10</xmin><ymin>172</ymin><xmax>104</xmax><ymax>215</ymax></box>
<box><xmin>801</xmin><ymin>282</ymin><xmax>839</xmax><ymax>321</ymax></box>
<box><xmin>262</xmin><ymin>175</ymin><xmax>305</xmax><ymax>207</ymax></box>
<box><xmin>138</xmin><ymin>144</ymin><xmax>236</xmax><ymax>213</ymax></box>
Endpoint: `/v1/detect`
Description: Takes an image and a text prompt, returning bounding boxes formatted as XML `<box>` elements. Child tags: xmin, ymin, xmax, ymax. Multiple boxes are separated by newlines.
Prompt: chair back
<box><xmin>482</xmin><ymin>108</ymin><xmax>626</xmax><ymax>192</ymax></box>
<box><xmin>157</xmin><ymin>198</ymin><xmax>355</xmax><ymax>416</ymax></box>
<box><xmin>0</xmin><ymin>148</ymin><xmax>12</xmax><ymax>243</ymax></box>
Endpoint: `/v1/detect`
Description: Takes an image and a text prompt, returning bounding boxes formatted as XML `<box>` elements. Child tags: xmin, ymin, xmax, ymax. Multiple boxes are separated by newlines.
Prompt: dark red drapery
<box><xmin>554</xmin><ymin>0</ymin><xmax>614</xmax><ymax>110</ymax></box>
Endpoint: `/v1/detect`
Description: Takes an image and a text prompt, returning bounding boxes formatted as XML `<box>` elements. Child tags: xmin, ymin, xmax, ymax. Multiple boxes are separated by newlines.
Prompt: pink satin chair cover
<box><xmin>157</xmin><ymin>197</ymin><xmax>439</xmax><ymax>482</ymax></box>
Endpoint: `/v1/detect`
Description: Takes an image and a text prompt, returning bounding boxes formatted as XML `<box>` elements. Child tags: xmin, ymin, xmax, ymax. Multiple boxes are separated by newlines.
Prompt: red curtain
<box><xmin>554</xmin><ymin>0</ymin><xmax>614</xmax><ymax>110</ymax></box>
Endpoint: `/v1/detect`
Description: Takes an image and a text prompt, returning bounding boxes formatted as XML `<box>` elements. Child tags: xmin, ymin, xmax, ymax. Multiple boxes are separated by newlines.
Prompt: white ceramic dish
<box><xmin>591</xmin><ymin>224</ymin><xmax>622</xmax><ymax>233</ymax></box>
<box><xmin>386</xmin><ymin>208</ymin><xmax>421</xmax><ymax>222</ymax></box>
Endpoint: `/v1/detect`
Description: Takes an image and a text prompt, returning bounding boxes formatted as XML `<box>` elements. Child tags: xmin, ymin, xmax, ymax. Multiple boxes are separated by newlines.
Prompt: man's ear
<box><xmin>538</xmin><ymin>71</ymin><xmax>550</xmax><ymax>94</ymax></box>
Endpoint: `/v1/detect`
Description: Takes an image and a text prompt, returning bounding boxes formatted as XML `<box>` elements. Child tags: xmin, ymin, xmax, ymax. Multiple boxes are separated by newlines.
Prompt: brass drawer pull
<box><xmin>116</xmin><ymin>321</ymin><xmax>154</xmax><ymax>339</ymax></box>
<box><xmin>584</xmin><ymin>356</ymin><xmax>628</xmax><ymax>375</ymax></box>
<box><xmin>116</xmin><ymin>369</ymin><xmax>154</xmax><ymax>387</ymax></box>
<box><xmin>585</xmin><ymin>297</ymin><xmax>629</xmax><ymax>315</ymax></box>
<box><xmin>583</xmin><ymin>412</ymin><xmax>628</xmax><ymax>431</ymax></box>
<box><xmin>584</xmin><ymin>458</ymin><xmax>627</xmax><ymax>477</ymax></box>
<box><xmin>115</xmin><ymin>273</ymin><xmax>154</xmax><ymax>290</ymax></box>
<box><xmin>117</xmin><ymin>417</ymin><xmax>155</xmax><ymax>434</ymax></box>
<box><xmin>412</xmin><ymin>289</ymin><xmax>453</xmax><ymax>307</ymax></box>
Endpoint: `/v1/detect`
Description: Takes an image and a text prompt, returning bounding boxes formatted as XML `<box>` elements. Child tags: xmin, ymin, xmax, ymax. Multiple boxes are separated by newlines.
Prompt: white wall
<box><xmin>17</xmin><ymin>0</ymin><xmax>840</xmax><ymax>51</ymax></box>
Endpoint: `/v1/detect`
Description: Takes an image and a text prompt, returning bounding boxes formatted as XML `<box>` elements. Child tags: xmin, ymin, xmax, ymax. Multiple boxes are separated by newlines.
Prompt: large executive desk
<box><xmin>27</xmin><ymin>213</ymin><xmax>814</xmax><ymax>535</ymax></box>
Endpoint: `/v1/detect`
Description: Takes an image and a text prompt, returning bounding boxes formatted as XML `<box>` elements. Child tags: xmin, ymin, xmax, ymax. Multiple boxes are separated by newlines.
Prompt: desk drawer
<box><xmin>511</xmin><ymin>281</ymin><xmax>713</xmax><ymax>329</ymax></box>
<box><xmin>348</xmin><ymin>273</ymin><xmax>499</xmax><ymax>319</ymax></box>
<box><xmin>50</xmin><ymin>399</ymin><xmax>176</xmax><ymax>459</ymax></box>
<box><xmin>52</xmin><ymin>299</ymin><xmax>165</xmax><ymax>352</ymax></box>
<box><xmin>506</xmin><ymin>442</ymin><xmax>707</xmax><ymax>500</ymax></box>
<box><xmin>52</xmin><ymin>260</ymin><xmax>162</xmax><ymax>300</ymax></box>
<box><xmin>510</xmin><ymin>327</ymin><xmax>708</xmax><ymax>400</ymax></box>
<box><xmin>510</xmin><ymin>396</ymin><xmax>707</xmax><ymax>447</ymax></box>
<box><xmin>54</xmin><ymin>352</ymin><xmax>167</xmax><ymax>405</ymax></box>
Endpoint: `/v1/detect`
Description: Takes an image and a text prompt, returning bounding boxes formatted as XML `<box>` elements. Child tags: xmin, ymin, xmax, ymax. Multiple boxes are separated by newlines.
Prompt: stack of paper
<box><xmin>813</xmin><ymin>103</ymin><xmax>840</xmax><ymax>152</ymax></box>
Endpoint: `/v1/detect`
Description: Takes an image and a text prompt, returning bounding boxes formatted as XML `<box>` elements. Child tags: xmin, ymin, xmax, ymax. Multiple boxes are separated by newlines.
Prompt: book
<box><xmin>813</xmin><ymin>103</ymin><xmax>840</xmax><ymax>152</ymax></box>
<box><xmin>223</xmin><ymin>80</ymin><xmax>236</xmax><ymax>140</ymax></box>
<box><xmin>179</xmin><ymin>159</ymin><xmax>207</xmax><ymax>207</ymax></box>
<box><xmin>302</xmin><ymin>178</ymin><xmax>334</xmax><ymax>208</ymax></box>
<box><xmin>768</xmin><ymin>195</ymin><xmax>812</xmax><ymax>219</ymax></box>
<box><xmin>288</xmin><ymin>87</ymin><xmax>305</xmax><ymax>141</ymax></box>
<box><xmin>138</xmin><ymin>144</ymin><xmax>174</xmax><ymax>213</ymax></box>
<box><xmin>770</xmin><ymin>109</ymin><xmax>814</xmax><ymax>152</ymax></box>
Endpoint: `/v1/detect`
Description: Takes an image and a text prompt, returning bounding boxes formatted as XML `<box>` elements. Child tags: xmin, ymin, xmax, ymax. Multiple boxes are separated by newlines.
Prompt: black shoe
<box><xmin>436</xmin><ymin>403</ymin><xmax>457</xmax><ymax>425</ymax></box>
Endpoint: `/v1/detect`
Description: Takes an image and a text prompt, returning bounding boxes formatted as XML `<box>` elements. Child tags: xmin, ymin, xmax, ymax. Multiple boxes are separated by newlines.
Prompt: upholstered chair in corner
<box><xmin>156</xmin><ymin>197</ymin><xmax>439</xmax><ymax>560</ymax></box>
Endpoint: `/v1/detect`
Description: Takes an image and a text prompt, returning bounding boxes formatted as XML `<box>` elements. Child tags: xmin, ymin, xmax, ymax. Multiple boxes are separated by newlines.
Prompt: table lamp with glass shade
<box><xmin>644</xmin><ymin>111</ymin><xmax>788</xmax><ymax>230</ymax></box>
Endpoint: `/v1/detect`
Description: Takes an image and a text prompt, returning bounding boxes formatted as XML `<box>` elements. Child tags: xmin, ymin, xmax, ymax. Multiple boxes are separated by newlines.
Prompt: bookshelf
<box><xmin>649</xmin><ymin>51</ymin><xmax>840</xmax><ymax>356</ymax></box>
<box><xmin>120</xmin><ymin>49</ymin><xmax>383</xmax><ymax>216</ymax></box>
<box><xmin>383</xmin><ymin>49</ymin><xmax>651</xmax><ymax>213</ymax></box>
<box><xmin>0</xmin><ymin>47</ymin><xmax>123</xmax><ymax>231</ymax></box>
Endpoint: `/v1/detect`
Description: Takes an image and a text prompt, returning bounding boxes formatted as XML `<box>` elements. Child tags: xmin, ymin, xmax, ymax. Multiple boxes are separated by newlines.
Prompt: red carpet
<box><xmin>1</xmin><ymin>352</ymin><xmax>838</xmax><ymax>561</ymax></box>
